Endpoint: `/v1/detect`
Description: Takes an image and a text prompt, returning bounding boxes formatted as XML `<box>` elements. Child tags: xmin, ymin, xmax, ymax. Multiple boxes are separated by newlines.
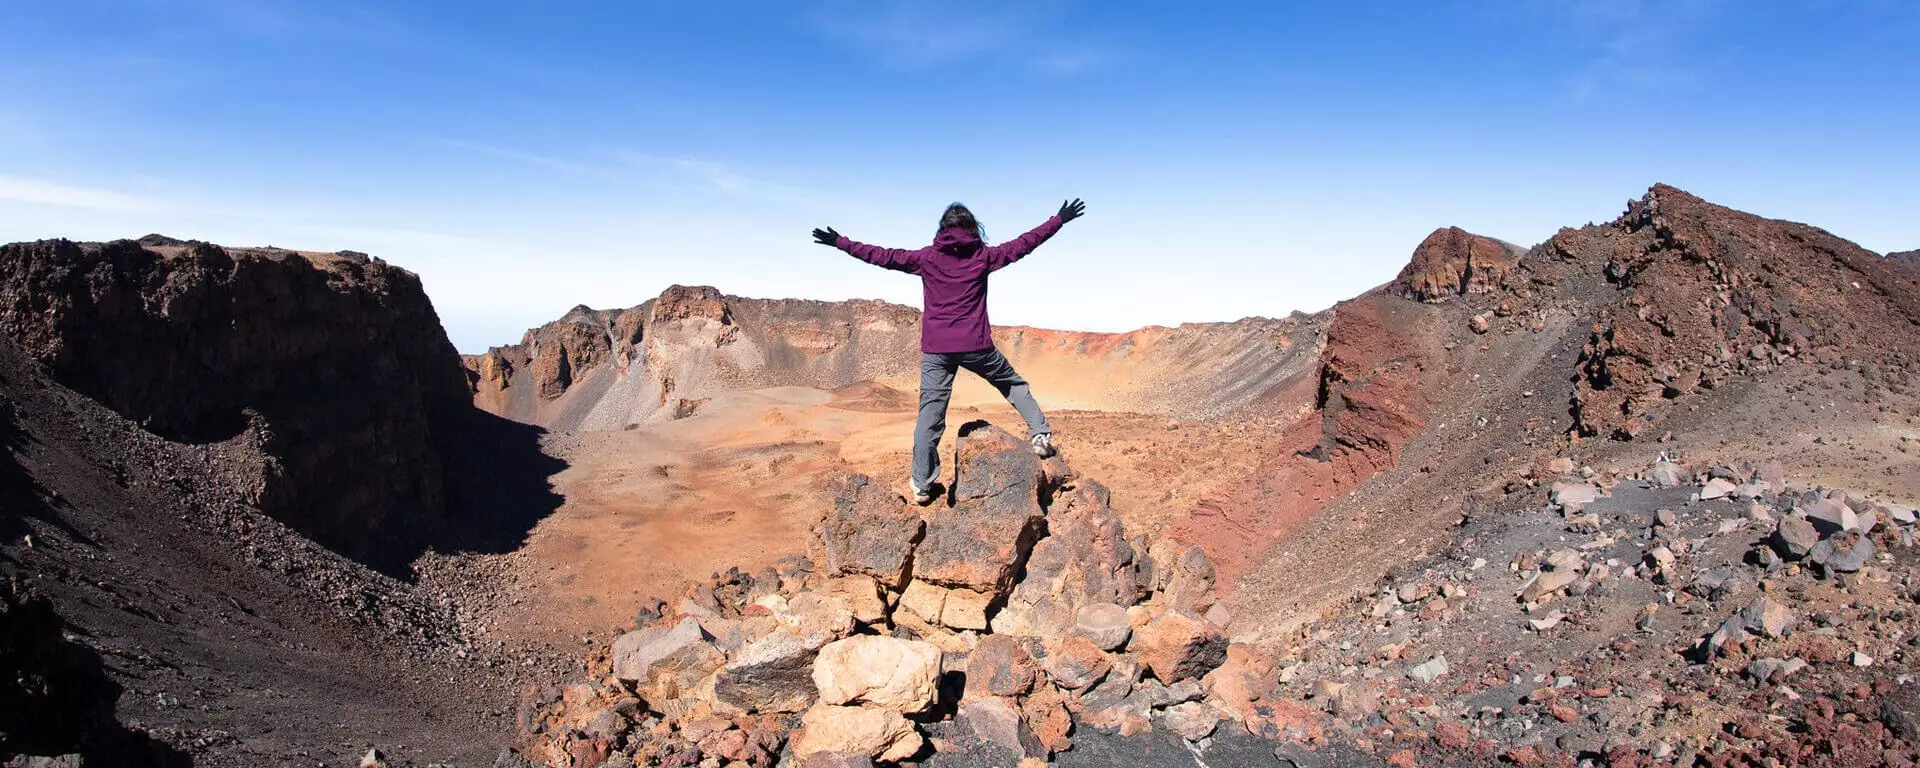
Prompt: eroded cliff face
<box><xmin>467</xmin><ymin>286</ymin><xmax>1327</xmax><ymax>430</ymax></box>
<box><xmin>0</xmin><ymin>235</ymin><xmax>472</xmax><ymax>569</ymax></box>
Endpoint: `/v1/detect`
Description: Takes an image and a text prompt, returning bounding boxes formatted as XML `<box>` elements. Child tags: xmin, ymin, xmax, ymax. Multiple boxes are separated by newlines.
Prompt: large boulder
<box><xmin>964</xmin><ymin>634</ymin><xmax>1040</xmax><ymax>698</ymax></box>
<box><xmin>790</xmin><ymin>704</ymin><xmax>923</xmax><ymax>763</ymax></box>
<box><xmin>1037</xmin><ymin>634</ymin><xmax>1112</xmax><ymax>693</ymax></box>
<box><xmin>1390</xmin><ymin>226</ymin><xmax>1520</xmax><ymax>302</ymax></box>
<box><xmin>812</xmin><ymin>635</ymin><xmax>943</xmax><ymax>713</ymax></box>
<box><xmin>611</xmin><ymin>618</ymin><xmax>723</xmax><ymax>697</ymax></box>
<box><xmin>822</xmin><ymin>474</ymin><xmax>923</xmax><ymax>588</ymax></box>
<box><xmin>713</xmin><ymin>631</ymin><xmax>818</xmax><ymax>713</ymax></box>
<box><xmin>912</xmin><ymin>425</ymin><xmax>1046</xmax><ymax>594</ymax></box>
<box><xmin>1133</xmin><ymin>611</ymin><xmax>1228</xmax><ymax>684</ymax></box>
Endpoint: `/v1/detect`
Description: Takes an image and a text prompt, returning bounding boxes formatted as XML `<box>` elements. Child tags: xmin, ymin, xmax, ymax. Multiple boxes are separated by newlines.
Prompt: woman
<box><xmin>812</xmin><ymin>199</ymin><xmax>1086</xmax><ymax>505</ymax></box>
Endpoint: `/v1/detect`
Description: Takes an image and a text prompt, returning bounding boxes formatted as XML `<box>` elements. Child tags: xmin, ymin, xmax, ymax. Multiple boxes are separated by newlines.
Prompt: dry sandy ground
<box><xmin>482</xmin><ymin>381</ymin><xmax>1284</xmax><ymax>646</ymax></box>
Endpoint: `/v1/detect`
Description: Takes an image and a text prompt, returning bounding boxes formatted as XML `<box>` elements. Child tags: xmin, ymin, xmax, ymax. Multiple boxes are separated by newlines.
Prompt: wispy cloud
<box><xmin>0</xmin><ymin>176</ymin><xmax>168</xmax><ymax>213</ymax></box>
<box><xmin>1552</xmin><ymin>0</ymin><xmax>1724</xmax><ymax>102</ymax></box>
<box><xmin>441</xmin><ymin>139</ymin><xmax>864</xmax><ymax>213</ymax></box>
<box><xmin>806</xmin><ymin>0</ymin><xmax>1107</xmax><ymax>75</ymax></box>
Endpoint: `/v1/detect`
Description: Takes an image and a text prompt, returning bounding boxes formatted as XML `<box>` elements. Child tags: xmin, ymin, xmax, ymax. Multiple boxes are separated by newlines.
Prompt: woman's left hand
<box><xmin>1058</xmin><ymin>199</ymin><xmax>1086</xmax><ymax>223</ymax></box>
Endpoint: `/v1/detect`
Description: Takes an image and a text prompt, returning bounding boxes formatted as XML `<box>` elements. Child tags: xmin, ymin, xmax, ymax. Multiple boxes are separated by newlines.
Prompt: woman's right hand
<box><xmin>811</xmin><ymin>227</ymin><xmax>841</xmax><ymax>246</ymax></box>
<box><xmin>1058</xmin><ymin>199</ymin><xmax>1086</xmax><ymax>223</ymax></box>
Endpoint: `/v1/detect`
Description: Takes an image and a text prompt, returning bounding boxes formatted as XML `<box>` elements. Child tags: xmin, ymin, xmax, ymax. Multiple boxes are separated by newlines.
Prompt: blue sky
<box><xmin>2</xmin><ymin>1</ymin><xmax>1917</xmax><ymax>352</ymax></box>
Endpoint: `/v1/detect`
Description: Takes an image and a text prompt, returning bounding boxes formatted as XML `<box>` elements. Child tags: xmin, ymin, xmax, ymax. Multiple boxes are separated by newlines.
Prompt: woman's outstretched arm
<box><xmin>981</xmin><ymin>198</ymin><xmax>1084</xmax><ymax>272</ymax></box>
<box><xmin>813</xmin><ymin>226</ymin><xmax>922</xmax><ymax>274</ymax></box>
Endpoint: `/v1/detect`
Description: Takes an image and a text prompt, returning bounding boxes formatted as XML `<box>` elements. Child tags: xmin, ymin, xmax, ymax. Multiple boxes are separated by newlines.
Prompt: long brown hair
<box><xmin>939</xmin><ymin>203</ymin><xmax>985</xmax><ymax>241</ymax></box>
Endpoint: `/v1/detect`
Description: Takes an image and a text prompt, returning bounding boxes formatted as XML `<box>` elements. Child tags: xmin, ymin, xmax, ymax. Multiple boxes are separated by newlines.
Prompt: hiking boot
<box><xmin>1030</xmin><ymin>433</ymin><xmax>1056</xmax><ymax>458</ymax></box>
<box><xmin>910</xmin><ymin>482</ymin><xmax>936</xmax><ymax>506</ymax></box>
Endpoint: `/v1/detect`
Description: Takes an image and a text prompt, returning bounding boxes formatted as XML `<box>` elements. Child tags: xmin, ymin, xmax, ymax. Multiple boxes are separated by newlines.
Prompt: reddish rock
<box><xmin>912</xmin><ymin>425</ymin><xmax>1046</xmax><ymax>594</ymax></box>
<box><xmin>821</xmin><ymin>475</ymin><xmax>922</xmax><ymax>588</ymax></box>
<box><xmin>1392</xmin><ymin>226</ymin><xmax>1521</xmax><ymax>302</ymax></box>
<box><xmin>965</xmin><ymin>635</ymin><xmax>1039</xmax><ymax>698</ymax></box>
<box><xmin>1134</xmin><ymin>611</ymin><xmax>1228</xmax><ymax>684</ymax></box>
<box><xmin>1434</xmin><ymin>720</ymin><xmax>1470</xmax><ymax>750</ymax></box>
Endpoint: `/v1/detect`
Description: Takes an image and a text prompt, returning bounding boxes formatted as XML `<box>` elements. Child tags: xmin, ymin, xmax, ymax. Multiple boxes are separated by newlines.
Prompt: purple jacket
<box><xmin>837</xmin><ymin>216</ymin><xmax>1064</xmax><ymax>353</ymax></box>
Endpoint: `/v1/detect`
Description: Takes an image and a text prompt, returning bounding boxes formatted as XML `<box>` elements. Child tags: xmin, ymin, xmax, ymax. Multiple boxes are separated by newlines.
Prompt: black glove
<box><xmin>1058</xmin><ymin>198</ymin><xmax>1086</xmax><ymax>223</ymax></box>
<box><xmin>811</xmin><ymin>227</ymin><xmax>841</xmax><ymax>246</ymax></box>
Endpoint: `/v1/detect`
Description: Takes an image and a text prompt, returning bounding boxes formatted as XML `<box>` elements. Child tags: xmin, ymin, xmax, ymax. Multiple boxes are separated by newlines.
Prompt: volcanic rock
<box><xmin>1039</xmin><ymin>634</ymin><xmax>1112</xmax><ymax>692</ymax></box>
<box><xmin>812</xmin><ymin>635</ymin><xmax>942</xmax><ymax>713</ymax></box>
<box><xmin>1132</xmin><ymin>611</ymin><xmax>1228</xmax><ymax>683</ymax></box>
<box><xmin>1808</xmin><ymin>531</ymin><xmax>1875</xmax><ymax>573</ymax></box>
<box><xmin>956</xmin><ymin>696</ymin><xmax>1039</xmax><ymax>757</ymax></box>
<box><xmin>911</xmin><ymin>426</ymin><xmax>1045</xmax><ymax>594</ymax></box>
<box><xmin>1740</xmin><ymin>597</ymin><xmax>1796</xmax><ymax>639</ymax></box>
<box><xmin>1159</xmin><ymin>701</ymin><xmax>1222</xmax><ymax>742</ymax></box>
<box><xmin>1391</xmin><ymin>226</ymin><xmax>1520</xmax><ymax>302</ymax></box>
<box><xmin>964</xmin><ymin>635</ymin><xmax>1040</xmax><ymax>699</ymax></box>
<box><xmin>822</xmin><ymin>474</ymin><xmax>923</xmax><ymax>588</ymax></box>
<box><xmin>713</xmin><ymin>631</ymin><xmax>818</xmax><ymax>714</ymax></box>
<box><xmin>612</xmin><ymin>618</ymin><xmax>723</xmax><ymax>694</ymax></box>
<box><xmin>1072</xmin><ymin>603</ymin><xmax>1133</xmax><ymax>651</ymax></box>
<box><xmin>791</xmin><ymin>704</ymin><xmax>922</xmax><ymax>763</ymax></box>
<box><xmin>1771</xmin><ymin>517</ymin><xmax>1819</xmax><ymax>560</ymax></box>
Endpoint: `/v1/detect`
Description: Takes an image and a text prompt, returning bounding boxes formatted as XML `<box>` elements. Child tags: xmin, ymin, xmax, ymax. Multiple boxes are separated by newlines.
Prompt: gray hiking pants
<box><xmin>913</xmin><ymin>347</ymin><xmax>1050</xmax><ymax>489</ymax></box>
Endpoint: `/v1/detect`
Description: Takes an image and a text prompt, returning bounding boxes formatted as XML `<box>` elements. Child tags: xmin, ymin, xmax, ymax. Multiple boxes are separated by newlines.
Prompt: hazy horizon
<box><xmin>3</xmin><ymin>1</ymin><xmax>1917</xmax><ymax>352</ymax></box>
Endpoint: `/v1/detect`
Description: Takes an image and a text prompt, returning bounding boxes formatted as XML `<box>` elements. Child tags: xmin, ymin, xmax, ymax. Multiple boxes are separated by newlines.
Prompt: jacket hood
<box><xmin>933</xmin><ymin>226</ymin><xmax>983</xmax><ymax>256</ymax></box>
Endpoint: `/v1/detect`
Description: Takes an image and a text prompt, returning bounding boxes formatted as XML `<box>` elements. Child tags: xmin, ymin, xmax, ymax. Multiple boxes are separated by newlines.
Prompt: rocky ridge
<box><xmin>509</xmin><ymin>424</ymin><xmax>1248</xmax><ymax>767</ymax></box>
<box><xmin>466</xmin><ymin>287</ymin><xmax>1326</xmax><ymax>431</ymax></box>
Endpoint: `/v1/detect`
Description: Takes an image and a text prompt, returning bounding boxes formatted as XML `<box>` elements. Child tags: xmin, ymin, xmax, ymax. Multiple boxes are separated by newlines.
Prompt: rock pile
<box><xmin>512</xmin><ymin>424</ymin><xmax>1239</xmax><ymax>766</ymax></box>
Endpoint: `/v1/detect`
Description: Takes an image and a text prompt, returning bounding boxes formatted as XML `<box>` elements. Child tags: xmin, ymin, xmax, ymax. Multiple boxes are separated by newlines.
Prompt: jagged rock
<box><xmin>1154</xmin><ymin>541</ymin><xmax>1218</xmax><ymax>615</ymax></box>
<box><xmin>994</xmin><ymin>479</ymin><xmax>1150</xmax><ymax>639</ymax></box>
<box><xmin>1039</xmin><ymin>634</ymin><xmax>1112</xmax><ymax>692</ymax></box>
<box><xmin>1021</xmin><ymin>685</ymin><xmax>1075</xmax><ymax>754</ymax></box>
<box><xmin>1544</xmin><ymin>548</ymin><xmax>1585</xmax><ymax>572</ymax></box>
<box><xmin>1747</xmin><ymin>657</ymin><xmax>1806</xmax><ymax>684</ymax></box>
<box><xmin>1771</xmin><ymin>517</ymin><xmax>1819</xmax><ymax>560</ymax></box>
<box><xmin>964</xmin><ymin>635</ymin><xmax>1039</xmax><ymax>698</ymax></box>
<box><xmin>361</xmin><ymin>748</ymin><xmax>393</xmax><ymax>768</ymax></box>
<box><xmin>1528</xmin><ymin>611</ymin><xmax>1567</xmax><ymax>632</ymax></box>
<box><xmin>1881</xmin><ymin>503</ymin><xmax>1918</xmax><ymax>525</ymax></box>
<box><xmin>1740</xmin><ymin>597</ymin><xmax>1796</xmax><ymax>639</ymax></box>
<box><xmin>714</xmin><ymin>631</ymin><xmax>818</xmax><ymax>714</ymax></box>
<box><xmin>1804</xmin><ymin>498</ymin><xmax>1857</xmax><ymax>536</ymax></box>
<box><xmin>1884</xmin><ymin>682</ymin><xmax>1920</xmax><ymax>740</ymax></box>
<box><xmin>1809</xmin><ymin>531</ymin><xmax>1875</xmax><ymax>573</ymax></box>
<box><xmin>812</xmin><ymin>635</ymin><xmax>942</xmax><ymax>713</ymax></box>
<box><xmin>1132</xmin><ymin>611</ymin><xmax>1228</xmax><ymax>683</ymax></box>
<box><xmin>1159</xmin><ymin>701</ymin><xmax>1222</xmax><ymax>742</ymax></box>
<box><xmin>1550</xmin><ymin>481</ymin><xmax>1601</xmax><ymax>510</ymax></box>
<box><xmin>1706</xmin><ymin>616</ymin><xmax>1747</xmax><ymax>656</ymax></box>
<box><xmin>612</xmin><ymin>617</ymin><xmax>723</xmax><ymax>696</ymax></box>
<box><xmin>791</xmin><ymin>704</ymin><xmax>922</xmax><ymax>763</ymax></box>
<box><xmin>822</xmin><ymin>475</ymin><xmax>924</xmax><ymax>588</ymax></box>
<box><xmin>1408</xmin><ymin>655</ymin><xmax>1448</xmax><ymax>683</ymax></box>
<box><xmin>1700</xmin><ymin>478</ymin><xmax>1736</xmax><ymax>500</ymax></box>
<box><xmin>1078</xmin><ymin>658</ymin><xmax>1152</xmax><ymax>736</ymax></box>
<box><xmin>780</xmin><ymin>592</ymin><xmax>856</xmax><ymax>646</ymax></box>
<box><xmin>1200</xmin><ymin>643</ymin><xmax>1276</xmax><ymax>724</ymax></box>
<box><xmin>1520</xmin><ymin>568</ymin><xmax>1580</xmax><ymax>602</ymax></box>
<box><xmin>957</xmin><ymin>696</ymin><xmax>1040</xmax><ymax>757</ymax></box>
<box><xmin>1073</xmin><ymin>603</ymin><xmax>1133</xmax><ymax>651</ymax></box>
<box><xmin>1391</xmin><ymin>226</ymin><xmax>1519</xmax><ymax>302</ymax></box>
<box><xmin>1648</xmin><ymin>461</ymin><xmax>1687</xmax><ymax>487</ymax></box>
<box><xmin>913</xmin><ymin>426</ymin><xmax>1045</xmax><ymax>593</ymax></box>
